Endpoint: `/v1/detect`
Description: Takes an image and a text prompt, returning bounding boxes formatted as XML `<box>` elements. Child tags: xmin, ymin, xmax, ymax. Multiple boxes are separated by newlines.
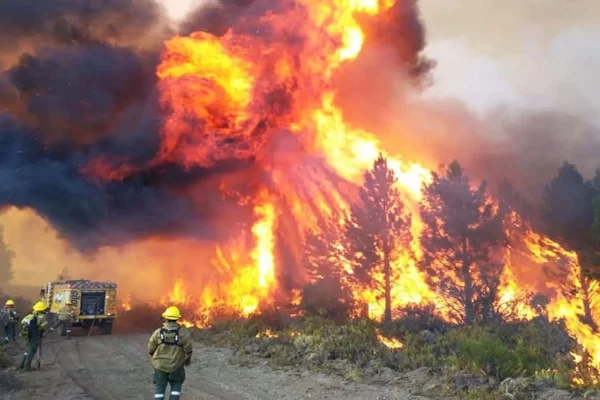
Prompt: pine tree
<box><xmin>345</xmin><ymin>154</ymin><xmax>412</xmax><ymax>323</ymax></box>
<box><xmin>419</xmin><ymin>161</ymin><xmax>504</xmax><ymax>324</ymax></box>
<box><xmin>542</xmin><ymin>162</ymin><xmax>598</xmax><ymax>329</ymax></box>
<box><xmin>302</xmin><ymin>213</ymin><xmax>353</xmax><ymax>320</ymax></box>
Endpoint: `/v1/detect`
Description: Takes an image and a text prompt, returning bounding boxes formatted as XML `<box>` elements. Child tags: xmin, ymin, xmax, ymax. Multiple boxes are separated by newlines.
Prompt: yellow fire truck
<box><xmin>40</xmin><ymin>280</ymin><xmax>117</xmax><ymax>334</ymax></box>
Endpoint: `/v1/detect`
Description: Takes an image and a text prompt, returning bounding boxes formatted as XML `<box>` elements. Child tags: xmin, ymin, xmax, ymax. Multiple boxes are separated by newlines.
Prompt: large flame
<box><xmin>4</xmin><ymin>0</ymin><xmax>596</xmax><ymax>385</ymax></box>
<box><xmin>151</xmin><ymin>0</ymin><xmax>600</xmax><ymax>380</ymax></box>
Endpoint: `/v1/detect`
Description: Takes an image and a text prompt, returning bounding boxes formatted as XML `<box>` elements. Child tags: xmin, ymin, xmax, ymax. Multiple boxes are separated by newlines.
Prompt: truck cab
<box><xmin>41</xmin><ymin>279</ymin><xmax>118</xmax><ymax>335</ymax></box>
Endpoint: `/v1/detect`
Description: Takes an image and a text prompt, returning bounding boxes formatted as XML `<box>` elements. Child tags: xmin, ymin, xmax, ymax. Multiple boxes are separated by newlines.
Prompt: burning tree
<box><xmin>419</xmin><ymin>161</ymin><xmax>505</xmax><ymax>324</ymax></box>
<box><xmin>345</xmin><ymin>155</ymin><xmax>412</xmax><ymax>324</ymax></box>
<box><xmin>542</xmin><ymin>162</ymin><xmax>599</xmax><ymax>329</ymax></box>
<box><xmin>302</xmin><ymin>213</ymin><xmax>354</xmax><ymax>320</ymax></box>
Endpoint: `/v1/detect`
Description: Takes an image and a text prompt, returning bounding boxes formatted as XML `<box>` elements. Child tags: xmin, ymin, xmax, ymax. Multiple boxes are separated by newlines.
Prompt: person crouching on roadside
<box><xmin>148</xmin><ymin>306</ymin><xmax>193</xmax><ymax>400</ymax></box>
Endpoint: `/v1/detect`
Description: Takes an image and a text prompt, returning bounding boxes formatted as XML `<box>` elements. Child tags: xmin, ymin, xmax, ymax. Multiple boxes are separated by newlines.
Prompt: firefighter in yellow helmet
<box><xmin>148</xmin><ymin>306</ymin><xmax>193</xmax><ymax>400</ymax></box>
<box><xmin>58</xmin><ymin>300</ymin><xmax>75</xmax><ymax>339</ymax></box>
<box><xmin>2</xmin><ymin>300</ymin><xmax>19</xmax><ymax>343</ymax></box>
<box><xmin>19</xmin><ymin>301</ymin><xmax>48</xmax><ymax>370</ymax></box>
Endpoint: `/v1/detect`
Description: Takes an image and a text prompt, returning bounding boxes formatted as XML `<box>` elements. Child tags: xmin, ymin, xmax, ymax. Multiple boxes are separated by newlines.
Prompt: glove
<box><xmin>184</xmin><ymin>356</ymin><xmax>191</xmax><ymax>366</ymax></box>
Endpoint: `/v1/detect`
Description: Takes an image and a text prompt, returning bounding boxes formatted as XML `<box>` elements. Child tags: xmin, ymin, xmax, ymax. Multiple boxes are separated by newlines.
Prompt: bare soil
<box><xmin>1</xmin><ymin>333</ymin><xmax>430</xmax><ymax>400</ymax></box>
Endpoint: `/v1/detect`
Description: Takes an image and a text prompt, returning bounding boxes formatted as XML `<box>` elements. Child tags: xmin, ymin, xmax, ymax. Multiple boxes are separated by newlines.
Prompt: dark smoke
<box><xmin>0</xmin><ymin>0</ymin><xmax>432</xmax><ymax>251</ymax></box>
<box><xmin>1</xmin><ymin>45</ymin><xmax>157</xmax><ymax>146</ymax></box>
<box><xmin>0</xmin><ymin>0</ymin><xmax>170</xmax><ymax>55</ymax></box>
<box><xmin>0</xmin><ymin>0</ymin><xmax>251</xmax><ymax>250</ymax></box>
<box><xmin>0</xmin><ymin>115</ymin><xmax>249</xmax><ymax>251</ymax></box>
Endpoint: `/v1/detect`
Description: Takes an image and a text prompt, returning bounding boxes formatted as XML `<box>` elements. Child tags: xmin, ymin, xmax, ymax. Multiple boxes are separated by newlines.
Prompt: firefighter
<box><xmin>19</xmin><ymin>301</ymin><xmax>48</xmax><ymax>370</ymax></box>
<box><xmin>58</xmin><ymin>300</ymin><xmax>74</xmax><ymax>339</ymax></box>
<box><xmin>1</xmin><ymin>300</ymin><xmax>19</xmax><ymax>343</ymax></box>
<box><xmin>148</xmin><ymin>306</ymin><xmax>193</xmax><ymax>400</ymax></box>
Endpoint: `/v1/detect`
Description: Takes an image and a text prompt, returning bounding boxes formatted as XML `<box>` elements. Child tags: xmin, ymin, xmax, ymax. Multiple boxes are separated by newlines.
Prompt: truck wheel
<box><xmin>100</xmin><ymin>321</ymin><xmax>113</xmax><ymax>335</ymax></box>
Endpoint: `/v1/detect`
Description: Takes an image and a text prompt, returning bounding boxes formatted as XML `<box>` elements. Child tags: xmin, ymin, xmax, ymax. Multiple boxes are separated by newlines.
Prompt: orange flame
<box><xmin>150</xmin><ymin>0</ymin><xmax>600</xmax><ymax>384</ymax></box>
<box><xmin>377</xmin><ymin>333</ymin><xmax>404</xmax><ymax>349</ymax></box>
<box><xmin>120</xmin><ymin>294</ymin><xmax>132</xmax><ymax>311</ymax></box>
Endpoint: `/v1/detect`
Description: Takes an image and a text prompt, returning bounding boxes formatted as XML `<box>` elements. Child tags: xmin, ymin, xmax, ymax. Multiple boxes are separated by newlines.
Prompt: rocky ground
<box><xmin>0</xmin><ymin>333</ymin><xmax>591</xmax><ymax>400</ymax></box>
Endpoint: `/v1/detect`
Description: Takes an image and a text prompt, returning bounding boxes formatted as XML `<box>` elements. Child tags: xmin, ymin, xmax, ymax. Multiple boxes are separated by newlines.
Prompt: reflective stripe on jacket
<box><xmin>20</xmin><ymin>312</ymin><xmax>48</xmax><ymax>339</ymax></box>
<box><xmin>58</xmin><ymin>305</ymin><xmax>74</xmax><ymax>321</ymax></box>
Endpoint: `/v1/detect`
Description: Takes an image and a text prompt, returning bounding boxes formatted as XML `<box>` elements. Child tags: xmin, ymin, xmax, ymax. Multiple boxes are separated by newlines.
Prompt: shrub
<box><xmin>440</xmin><ymin>322</ymin><xmax>573</xmax><ymax>382</ymax></box>
<box><xmin>389</xmin><ymin>304</ymin><xmax>450</xmax><ymax>335</ymax></box>
<box><xmin>196</xmin><ymin>313</ymin><xmax>582</xmax><ymax>391</ymax></box>
<box><xmin>301</xmin><ymin>279</ymin><xmax>355</xmax><ymax>322</ymax></box>
<box><xmin>397</xmin><ymin>331</ymin><xmax>440</xmax><ymax>370</ymax></box>
<box><xmin>444</xmin><ymin>326</ymin><xmax>519</xmax><ymax>380</ymax></box>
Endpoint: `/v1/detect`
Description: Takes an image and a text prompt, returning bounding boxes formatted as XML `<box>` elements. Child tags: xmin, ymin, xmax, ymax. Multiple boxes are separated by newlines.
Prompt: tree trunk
<box><xmin>580</xmin><ymin>271</ymin><xmax>597</xmax><ymax>331</ymax></box>
<box><xmin>383</xmin><ymin>244</ymin><xmax>392</xmax><ymax>324</ymax></box>
<box><xmin>462</xmin><ymin>238</ymin><xmax>475</xmax><ymax>324</ymax></box>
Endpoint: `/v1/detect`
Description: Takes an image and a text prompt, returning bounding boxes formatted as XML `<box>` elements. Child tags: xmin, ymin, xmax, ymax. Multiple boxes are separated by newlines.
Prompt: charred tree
<box><xmin>345</xmin><ymin>154</ymin><xmax>412</xmax><ymax>324</ymax></box>
<box><xmin>542</xmin><ymin>162</ymin><xmax>598</xmax><ymax>330</ymax></box>
<box><xmin>419</xmin><ymin>161</ymin><xmax>505</xmax><ymax>325</ymax></box>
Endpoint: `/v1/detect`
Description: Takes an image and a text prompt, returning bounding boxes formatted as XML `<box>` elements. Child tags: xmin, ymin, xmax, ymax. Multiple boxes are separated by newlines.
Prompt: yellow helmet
<box><xmin>33</xmin><ymin>301</ymin><xmax>47</xmax><ymax>312</ymax></box>
<box><xmin>162</xmin><ymin>306</ymin><xmax>181</xmax><ymax>320</ymax></box>
<box><xmin>65</xmin><ymin>301</ymin><xmax>72</xmax><ymax>305</ymax></box>
<box><xmin>5</xmin><ymin>299</ymin><xmax>14</xmax><ymax>306</ymax></box>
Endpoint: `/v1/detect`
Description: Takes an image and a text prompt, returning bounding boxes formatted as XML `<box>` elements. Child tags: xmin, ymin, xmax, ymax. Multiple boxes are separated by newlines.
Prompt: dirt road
<box><xmin>1</xmin><ymin>334</ymin><xmax>429</xmax><ymax>400</ymax></box>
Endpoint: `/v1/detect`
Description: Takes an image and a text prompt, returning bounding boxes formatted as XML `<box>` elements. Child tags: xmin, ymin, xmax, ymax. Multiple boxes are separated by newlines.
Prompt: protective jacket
<box><xmin>148</xmin><ymin>321</ymin><xmax>193</xmax><ymax>373</ymax></box>
<box><xmin>8</xmin><ymin>308</ymin><xmax>18</xmax><ymax>322</ymax></box>
<box><xmin>0</xmin><ymin>307</ymin><xmax>17</xmax><ymax>325</ymax></box>
<box><xmin>58</xmin><ymin>304</ymin><xmax>74</xmax><ymax>321</ymax></box>
<box><xmin>20</xmin><ymin>312</ymin><xmax>48</xmax><ymax>339</ymax></box>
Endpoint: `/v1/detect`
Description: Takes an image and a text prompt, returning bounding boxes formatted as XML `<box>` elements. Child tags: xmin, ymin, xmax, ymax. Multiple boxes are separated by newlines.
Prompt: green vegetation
<box><xmin>192</xmin><ymin>311</ymin><xmax>598</xmax><ymax>399</ymax></box>
<box><xmin>188</xmin><ymin>158</ymin><xmax>600</xmax><ymax>399</ymax></box>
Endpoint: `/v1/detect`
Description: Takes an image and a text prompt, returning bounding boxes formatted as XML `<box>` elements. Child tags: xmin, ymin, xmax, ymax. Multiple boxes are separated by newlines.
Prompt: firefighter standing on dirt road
<box><xmin>58</xmin><ymin>300</ymin><xmax>75</xmax><ymax>339</ymax></box>
<box><xmin>19</xmin><ymin>301</ymin><xmax>48</xmax><ymax>370</ymax></box>
<box><xmin>148</xmin><ymin>306</ymin><xmax>193</xmax><ymax>400</ymax></box>
<box><xmin>1</xmin><ymin>299</ymin><xmax>19</xmax><ymax>343</ymax></box>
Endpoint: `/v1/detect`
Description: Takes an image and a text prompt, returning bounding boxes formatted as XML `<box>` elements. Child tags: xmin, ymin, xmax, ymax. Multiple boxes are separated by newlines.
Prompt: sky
<box><xmin>419</xmin><ymin>0</ymin><xmax>600</xmax><ymax>119</ymax></box>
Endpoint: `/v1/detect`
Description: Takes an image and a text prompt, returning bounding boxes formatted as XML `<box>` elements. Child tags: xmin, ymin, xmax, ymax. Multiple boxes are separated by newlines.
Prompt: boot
<box><xmin>19</xmin><ymin>353</ymin><xmax>26</xmax><ymax>369</ymax></box>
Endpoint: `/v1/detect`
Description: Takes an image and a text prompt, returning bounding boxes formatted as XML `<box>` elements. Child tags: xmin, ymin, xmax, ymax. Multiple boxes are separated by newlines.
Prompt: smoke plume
<box><xmin>2</xmin><ymin>0</ymin><xmax>596</xmax><ymax>287</ymax></box>
<box><xmin>0</xmin><ymin>0</ymin><xmax>431</xmax><ymax>254</ymax></box>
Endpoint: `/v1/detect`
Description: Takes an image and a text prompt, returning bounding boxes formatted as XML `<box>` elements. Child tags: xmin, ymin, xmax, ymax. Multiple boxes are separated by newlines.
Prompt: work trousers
<box><xmin>154</xmin><ymin>366</ymin><xmax>185</xmax><ymax>399</ymax></box>
<box><xmin>19</xmin><ymin>338</ymin><xmax>40</xmax><ymax>370</ymax></box>
<box><xmin>3</xmin><ymin>322</ymin><xmax>16</xmax><ymax>342</ymax></box>
<box><xmin>60</xmin><ymin>320</ymin><xmax>72</xmax><ymax>338</ymax></box>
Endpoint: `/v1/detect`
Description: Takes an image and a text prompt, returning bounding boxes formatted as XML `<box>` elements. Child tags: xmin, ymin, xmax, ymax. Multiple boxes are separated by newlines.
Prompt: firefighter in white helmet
<box><xmin>148</xmin><ymin>306</ymin><xmax>193</xmax><ymax>400</ymax></box>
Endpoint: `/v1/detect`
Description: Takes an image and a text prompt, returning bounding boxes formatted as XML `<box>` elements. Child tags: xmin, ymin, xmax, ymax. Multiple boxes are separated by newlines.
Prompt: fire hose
<box><xmin>32</xmin><ymin>330</ymin><xmax>62</xmax><ymax>369</ymax></box>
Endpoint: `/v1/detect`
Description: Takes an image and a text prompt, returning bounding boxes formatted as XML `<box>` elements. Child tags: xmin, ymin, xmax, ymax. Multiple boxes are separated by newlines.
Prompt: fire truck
<box><xmin>40</xmin><ymin>279</ymin><xmax>118</xmax><ymax>335</ymax></box>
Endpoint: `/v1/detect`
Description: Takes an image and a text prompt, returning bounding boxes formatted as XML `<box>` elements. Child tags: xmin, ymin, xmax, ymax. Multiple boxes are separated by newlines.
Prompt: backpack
<box><xmin>159</xmin><ymin>327</ymin><xmax>182</xmax><ymax>347</ymax></box>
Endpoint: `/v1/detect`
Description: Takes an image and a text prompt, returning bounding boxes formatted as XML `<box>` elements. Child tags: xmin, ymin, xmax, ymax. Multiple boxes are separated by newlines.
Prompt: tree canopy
<box><xmin>419</xmin><ymin>161</ymin><xmax>505</xmax><ymax>324</ymax></box>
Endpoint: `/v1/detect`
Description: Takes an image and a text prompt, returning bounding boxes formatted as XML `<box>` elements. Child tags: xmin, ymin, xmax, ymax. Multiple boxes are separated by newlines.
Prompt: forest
<box><xmin>195</xmin><ymin>156</ymin><xmax>600</xmax><ymax>400</ymax></box>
